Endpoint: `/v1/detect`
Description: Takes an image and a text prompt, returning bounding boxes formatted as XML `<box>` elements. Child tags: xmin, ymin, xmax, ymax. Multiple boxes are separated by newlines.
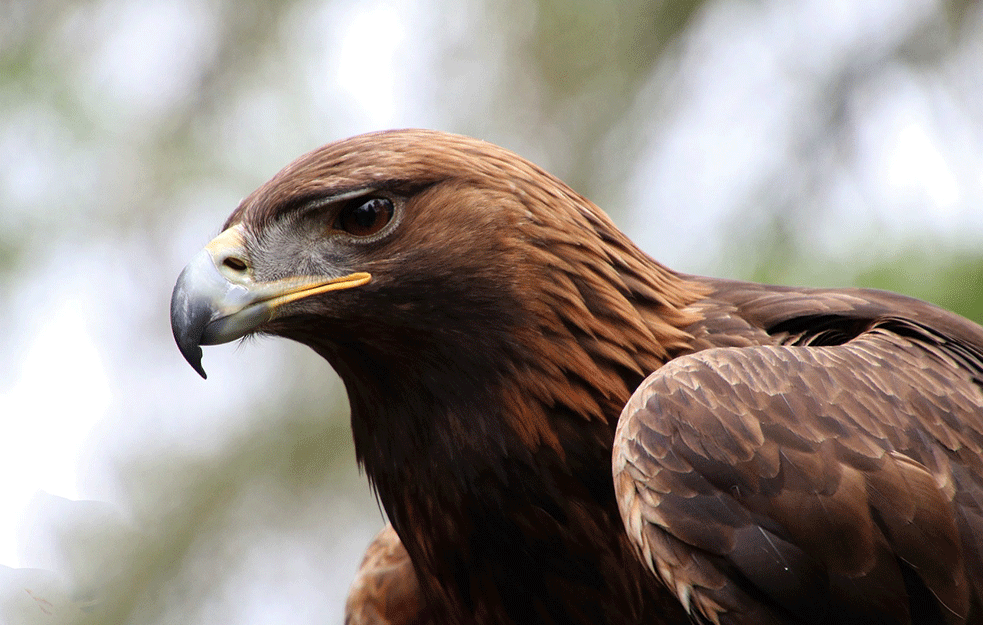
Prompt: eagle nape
<box><xmin>170</xmin><ymin>223</ymin><xmax>370</xmax><ymax>378</ymax></box>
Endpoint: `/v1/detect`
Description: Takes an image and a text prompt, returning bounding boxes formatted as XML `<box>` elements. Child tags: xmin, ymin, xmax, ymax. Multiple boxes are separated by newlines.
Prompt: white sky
<box><xmin>627</xmin><ymin>0</ymin><xmax>983</xmax><ymax>272</ymax></box>
<box><xmin>0</xmin><ymin>301</ymin><xmax>110</xmax><ymax>566</ymax></box>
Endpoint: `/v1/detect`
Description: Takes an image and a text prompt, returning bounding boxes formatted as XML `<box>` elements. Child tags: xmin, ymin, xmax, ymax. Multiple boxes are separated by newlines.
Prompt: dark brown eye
<box><xmin>336</xmin><ymin>197</ymin><xmax>394</xmax><ymax>237</ymax></box>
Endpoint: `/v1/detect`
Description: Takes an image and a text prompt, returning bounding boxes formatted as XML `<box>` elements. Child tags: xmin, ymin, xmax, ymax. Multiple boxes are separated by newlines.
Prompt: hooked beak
<box><xmin>169</xmin><ymin>224</ymin><xmax>370</xmax><ymax>378</ymax></box>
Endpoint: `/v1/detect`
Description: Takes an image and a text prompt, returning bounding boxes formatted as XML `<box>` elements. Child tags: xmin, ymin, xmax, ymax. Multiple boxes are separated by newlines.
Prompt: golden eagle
<box><xmin>171</xmin><ymin>130</ymin><xmax>983</xmax><ymax>625</ymax></box>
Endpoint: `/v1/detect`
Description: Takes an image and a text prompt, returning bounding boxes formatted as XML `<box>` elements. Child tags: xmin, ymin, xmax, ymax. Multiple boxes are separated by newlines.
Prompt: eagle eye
<box><xmin>336</xmin><ymin>197</ymin><xmax>394</xmax><ymax>237</ymax></box>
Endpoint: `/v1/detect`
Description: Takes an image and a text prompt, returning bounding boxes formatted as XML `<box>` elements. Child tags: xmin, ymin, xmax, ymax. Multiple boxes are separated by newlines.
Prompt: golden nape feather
<box><xmin>171</xmin><ymin>129</ymin><xmax>983</xmax><ymax>625</ymax></box>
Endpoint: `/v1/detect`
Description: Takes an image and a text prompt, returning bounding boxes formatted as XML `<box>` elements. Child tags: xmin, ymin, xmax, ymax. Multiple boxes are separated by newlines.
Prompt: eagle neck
<box><xmin>319</xmin><ymin>270</ymin><xmax>703</xmax><ymax>624</ymax></box>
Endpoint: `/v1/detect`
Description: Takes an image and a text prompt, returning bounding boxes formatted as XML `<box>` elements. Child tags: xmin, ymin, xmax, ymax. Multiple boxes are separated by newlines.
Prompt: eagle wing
<box><xmin>614</xmin><ymin>317</ymin><xmax>983</xmax><ymax>625</ymax></box>
<box><xmin>345</xmin><ymin>524</ymin><xmax>433</xmax><ymax>625</ymax></box>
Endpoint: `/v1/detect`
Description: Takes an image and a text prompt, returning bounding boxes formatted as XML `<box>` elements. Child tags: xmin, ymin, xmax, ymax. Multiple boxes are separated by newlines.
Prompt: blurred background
<box><xmin>1</xmin><ymin>0</ymin><xmax>982</xmax><ymax>622</ymax></box>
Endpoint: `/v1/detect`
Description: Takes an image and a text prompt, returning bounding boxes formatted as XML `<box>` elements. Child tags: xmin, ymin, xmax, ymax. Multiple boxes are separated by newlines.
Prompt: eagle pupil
<box><xmin>353</xmin><ymin>203</ymin><xmax>377</xmax><ymax>228</ymax></box>
<box><xmin>339</xmin><ymin>197</ymin><xmax>394</xmax><ymax>236</ymax></box>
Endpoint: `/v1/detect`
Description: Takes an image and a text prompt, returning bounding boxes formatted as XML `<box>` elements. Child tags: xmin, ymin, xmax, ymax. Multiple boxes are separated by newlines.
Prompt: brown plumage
<box><xmin>170</xmin><ymin>129</ymin><xmax>983</xmax><ymax>625</ymax></box>
<box><xmin>346</xmin><ymin>524</ymin><xmax>432</xmax><ymax>625</ymax></box>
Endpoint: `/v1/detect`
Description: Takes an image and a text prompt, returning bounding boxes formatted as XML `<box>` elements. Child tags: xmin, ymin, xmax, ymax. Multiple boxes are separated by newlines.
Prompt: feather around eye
<box><xmin>336</xmin><ymin>196</ymin><xmax>394</xmax><ymax>237</ymax></box>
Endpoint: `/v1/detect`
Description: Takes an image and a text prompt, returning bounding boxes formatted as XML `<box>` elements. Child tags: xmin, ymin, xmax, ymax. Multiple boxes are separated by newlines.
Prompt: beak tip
<box><xmin>182</xmin><ymin>344</ymin><xmax>208</xmax><ymax>379</ymax></box>
<box><xmin>170</xmin><ymin>265</ymin><xmax>212</xmax><ymax>380</ymax></box>
<box><xmin>172</xmin><ymin>314</ymin><xmax>209</xmax><ymax>379</ymax></box>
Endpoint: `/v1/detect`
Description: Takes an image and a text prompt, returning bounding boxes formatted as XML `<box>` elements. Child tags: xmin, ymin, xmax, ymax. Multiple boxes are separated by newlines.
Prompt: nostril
<box><xmin>223</xmin><ymin>256</ymin><xmax>248</xmax><ymax>272</ymax></box>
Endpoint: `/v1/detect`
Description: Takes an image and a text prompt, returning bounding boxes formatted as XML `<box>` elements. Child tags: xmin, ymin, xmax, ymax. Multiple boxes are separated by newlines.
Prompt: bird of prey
<box><xmin>171</xmin><ymin>129</ymin><xmax>983</xmax><ymax>625</ymax></box>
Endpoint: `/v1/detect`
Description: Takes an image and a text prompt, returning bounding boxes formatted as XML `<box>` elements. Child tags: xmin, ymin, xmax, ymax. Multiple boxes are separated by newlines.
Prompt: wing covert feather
<box><xmin>614</xmin><ymin>330</ymin><xmax>983</xmax><ymax>625</ymax></box>
<box><xmin>346</xmin><ymin>524</ymin><xmax>433</xmax><ymax>625</ymax></box>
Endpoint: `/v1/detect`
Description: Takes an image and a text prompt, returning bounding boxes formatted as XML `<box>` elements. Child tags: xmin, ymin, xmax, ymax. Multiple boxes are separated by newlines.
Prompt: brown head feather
<box><xmin>220</xmin><ymin>129</ymin><xmax>705</xmax><ymax>624</ymax></box>
<box><xmin>229</xmin><ymin>129</ymin><xmax>707</xmax><ymax>440</ymax></box>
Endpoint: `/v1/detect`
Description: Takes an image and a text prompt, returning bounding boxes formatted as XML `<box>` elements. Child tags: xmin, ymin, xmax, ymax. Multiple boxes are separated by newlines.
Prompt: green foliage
<box><xmin>856</xmin><ymin>250</ymin><xmax>983</xmax><ymax>324</ymax></box>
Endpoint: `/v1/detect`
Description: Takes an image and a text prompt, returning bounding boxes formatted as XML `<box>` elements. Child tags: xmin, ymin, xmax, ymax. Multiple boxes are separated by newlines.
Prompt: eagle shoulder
<box><xmin>614</xmin><ymin>291</ymin><xmax>983</xmax><ymax>625</ymax></box>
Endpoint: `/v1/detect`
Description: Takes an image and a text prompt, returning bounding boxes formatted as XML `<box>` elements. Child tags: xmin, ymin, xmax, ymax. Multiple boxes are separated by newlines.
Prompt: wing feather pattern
<box><xmin>346</xmin><ymin>524</ymin><xmax>433</xmax><ymax>625</ymax></box>
<box><xmin>614</xmin><ymin>327</ymin><xmax>983</xmax><ymax>625</ymax></box>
